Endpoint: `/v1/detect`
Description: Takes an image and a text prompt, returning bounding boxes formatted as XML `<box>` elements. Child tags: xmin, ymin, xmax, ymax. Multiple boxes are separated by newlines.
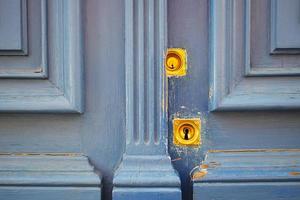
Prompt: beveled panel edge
<box><xmin>0</xmin><ymin>0</ymin><xmax>47</xmax><ymax>78</ymax></box>
<box><xmin>244</xmin><ymin>0</ymin><xmax>300</xmax><ymax>76</ymax></box>
<box><xmin>0</xmin><ymin>153</ymin><xmax>102</xmax><ymax>186</ymax></box>
<box><xmin>0</xmin><ymin>0</ymin><xmax>28</xmax><ymax>56</ymax></box>
<box><xmin>209</xmin><ymin>0</ymin><xmax>300</xmax><ymax>111</ymax></box>
<box><xmin>0</xmin><ymin>0</ymin><xmax>83</xmax><ymax>113</ymax></box>
<box><xmin>270</xmin><ymin>0</ymin><xmax>300</xmax><ymax>55</ymax></box>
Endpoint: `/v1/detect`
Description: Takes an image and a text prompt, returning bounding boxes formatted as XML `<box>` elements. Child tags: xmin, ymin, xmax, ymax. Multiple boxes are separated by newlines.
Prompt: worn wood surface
<box><xmin>0</xmin><ymin>0</ymin><xmax>125</xmax><ymax>199</ymax></box>
<box><xmin>1</xmin><ymin>0</ymin><xmax>300</xmax><ymax>199</ymax></box>
<box><xmin>0</xmin><ymin>0</ymin><xmax>28</xmax><ymax>55</ymax></box>
<box><xmin>112</xmin><ymin>0</ymin><xmax>181</xmax><ymax>199</ymax></box>
<box><xmin>0</xmin><ymin>0</ymin><xmax>83</xmax><ymax>111</ymax></box>
<box><xmin>209</xmin><ymin>0</ymin><xmax>300</xmax><ymax>110</ymax></box>
<box><xmin>193</xmin><ymin>150</ymin><xmax>300</xmax><ymax>200</ymax></box>
<box><xmin>168</xmin><ymin>0</ymin><xmax>300</xmax><ymax>199</ymax></box>
<box><xmin>0</xmin><ymin>154</ymin><xmax>101</xmax><ymax>200</ymax></box>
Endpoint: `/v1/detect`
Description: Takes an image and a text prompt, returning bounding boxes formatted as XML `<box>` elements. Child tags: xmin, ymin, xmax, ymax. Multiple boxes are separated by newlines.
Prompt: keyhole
<box><xmin>183</xmin><ymin>128</ymin><xmax>189</xmax><ymax>140</ymax></box>
<box><xmin>170</xmin><ymin>64</ymin><xmax>174</xmax><ymax>69</ymax></box>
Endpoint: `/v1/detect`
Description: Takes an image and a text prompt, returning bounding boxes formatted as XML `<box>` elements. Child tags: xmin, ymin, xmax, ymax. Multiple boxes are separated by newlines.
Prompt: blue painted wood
<box><xmin>113</xmin><ymin>0</ymin><xmax>181</xmax><ymax>198</ymax></box>
<box><xmin>167</xmin><ymin>1</ymin><xmax>210</xmax><ymax>199</ymax></box>
<box><xmin>1</xmin><ymin>0</ymin><xmax>299</xmax><ymax>199</ymax></box>
<box><xmin>0</xmin><ymin>0</ymin><xmax>126</xmax><ymax>198</ymax></box>
<box><xmin>193</xmin><ymin>150</ymin><xmax>300</xmax><ymax>200</ymax></box>
<box><xmin>113</xmin><ymin>155</ymin><xmax>180</xmax><ymax>187</ymax></box>
<box><xmin>0</xmin><ymin>154</ymin><xmax>101</xmax><ymax>200</ymax></box>
<box><xmin>113</xmin><ymin>188</ymin><xmax>181</xmax><ymax>200</ymax></box>
<box><xmin>0</xmin><ymin>0</ymin><xmax>83</xmax><ymax>112</ymax></box>
<box><xmin>194</xmin><ymin>183</ymin><xmax>300</xmax><ymax>200</ymax></box>
<box><xmin>270</xmin><ymin>0</ymin><xmax>300</xmax><ymax>54</ymax></box>
<box><xmin>0</xmin><ymin>187</ymin><xmax>101</xmax><ymax>200</ymax></box>
<box><xmin>246</xmin><ymin>0</ymin><xmax>300</xmax><ymax>75</ymax></box>
<box><xmin>0</xmin><ymin>0</ymin><xmax>47</xmax><ymax>78</ymax></box>
<box><xmin>167</xmin><ymin>0</ymin><xmax>300</xmax><ymax>199</ymax></box>
<box><xmin>209</xmin><ymin>0</ymin><xmax>300</xmax><ymax>111</ymax></box>
<box><xmin>0</xmin><ymin>0</ymin><xmax>27</xmax><ymax>55</ymax></box>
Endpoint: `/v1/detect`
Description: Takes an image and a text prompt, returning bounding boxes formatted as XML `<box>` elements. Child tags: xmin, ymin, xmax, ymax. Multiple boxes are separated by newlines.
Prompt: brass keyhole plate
<box><xmin>165</xmin><ymin>48</ymin><xmax>187</xmax><ymax>77</ymax></box>
<box><xmin>173</xmin><ymin>118</ymin><xmax>201</xmax><ymax>146</ymax></box>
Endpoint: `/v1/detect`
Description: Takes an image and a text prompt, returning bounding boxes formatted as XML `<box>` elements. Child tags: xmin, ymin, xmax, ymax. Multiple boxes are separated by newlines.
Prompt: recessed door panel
<box><xmin>0</xmin><ymin>0</ymin><xmax>83</xmax><ymax>112</ymax></box>
<box><xmin>210</xmin><ymin>0</ymin><xmax>300</xmax><ymax>111</ymax></box>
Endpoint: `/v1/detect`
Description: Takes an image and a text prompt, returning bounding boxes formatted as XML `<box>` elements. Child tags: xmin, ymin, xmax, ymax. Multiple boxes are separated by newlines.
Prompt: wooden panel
<box><xmin>113</xmin><ymin>188</ymin><xmax>181</xmax><ymax>200</ymax></box>
<box><xmin>0</xmin><ymin>0</ymin><xmax>47</xmax><ymax>78</ymax></box>
<box><xmin>0</xmin><ymin>0</ymin><xmax>83</xmax><ymax>113</ymax></box>
<box><xmin>248</xmin><ymin>0</ymin><xmax>300</xmax><ymax>75</ymax></box>
<box><xmin>210</xmin><ymin>0</ymin><xmax>300</xmax><ymax>111</ymax></box>
<box><xmin>113</xmin><ymin>0</ymin><xmax>181</xmax><ymax>199</ymax></box>
<box><xmin>0</xmin><ymin>0</ymin><xmax>125</xmax><ymax>196</ymax></box>
<box><xmin>194</xmin><ymin>183</ymin><xmax>300</xmax><ymax>200</ymax></box>
<box><xmin>0</xmin><ymin>0</ymin><xmax>27</xmax><ymax>54</ymax></box>
<box><xmin>271</xmin><ymin>0</ymin><xmax>300</xmax><ymax>54</ymax></box>
<box><xmin>193</xmin><ymin>150</ymin><xmax>300</xmax><ymax>200</ymax></box>
<box><xmin>0</xmin><ymin>154</ymin><xmax>101</xmax><ymax>200</ymax></box>
<box><xmin>0</xmin><ymin>187</ymin><xmax>101</xmax><ymax>200</ymax></box>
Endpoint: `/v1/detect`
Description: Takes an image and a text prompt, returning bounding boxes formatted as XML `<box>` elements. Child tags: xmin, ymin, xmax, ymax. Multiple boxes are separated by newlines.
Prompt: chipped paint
<box><xmin>34</xmin><ymin>67</ymin><xmax>43</xmax><ymax>73</ymax></box>
<box><xmin>200</xmin><ymin>161</ymin><xmax>221</xmax><ymax>169</ymax></box>
<box><xmin>200</xmin><ymin>164</ymin><xmax>209</xmax><ymax>169</ymax></box>
<box><xmin>289</xmin><ymin>172</ymin><xmax>300</xmax><ymax>176</ymax></box>
<box><xmin>208</xmin><ymin>86</ymin><xmax>214</xmax><ymax>100</ymax></box>
<box><xmin>192</xmin><ymin>169</ymin><xmax>207</xmax><ymax>180</ymax></box>
<box><xmin>207</xmin><ymin>161</ymin><xmax>221</xmax><ymax>168</ymax></box>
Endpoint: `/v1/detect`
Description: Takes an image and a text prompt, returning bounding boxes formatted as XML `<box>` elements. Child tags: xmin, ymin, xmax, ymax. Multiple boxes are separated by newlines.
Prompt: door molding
<box><xmin>0</xmin><ymin>0</ymin><xmax>84</xmax><ymax>113</ymax></box>
<box><xmin>112</xmin><ymin>0</ymin><xmax>181</xmax><ymax>199</ymax></box>
<box><xmin>193</xmin><ymin>149</ymin><xmax>300</xmax><ymax>200</ymax></box>
<box><xmin>0</xmin><ymin>154</ymin><xmax>101</xmax><ymax>200</ymax></box>
<box><xmin>209</xmin><ymin>0</ymin><xmax>300</xmax><ymax>111</ymax></box>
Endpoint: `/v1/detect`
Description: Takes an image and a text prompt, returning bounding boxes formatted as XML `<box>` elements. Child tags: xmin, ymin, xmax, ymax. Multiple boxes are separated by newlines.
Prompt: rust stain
<box><xmin>208</xmin><ymin>149</ymin><xmax>300</xmax><ymax>153</ymax></box>
<box><xmin>289</xmin><ymin>172</ymin><xmax>300</xmax><ymax>176</ymax></box>
<box><xmin>192</xmin><ymin>170</ymin><xmax>207</xmax><ymax>180</ymax></box>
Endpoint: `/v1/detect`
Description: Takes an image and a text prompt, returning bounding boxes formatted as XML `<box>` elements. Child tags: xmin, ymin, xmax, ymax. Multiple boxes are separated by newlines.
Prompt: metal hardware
<box><xmin>165</xmin><ymin>48</ymin><xmax>187</xmax><ymax>77</ymax></box>
<box><xmin>173</xmin><ymin>118</ymin><xmax>201</xmax><ymax>146</ymax></box>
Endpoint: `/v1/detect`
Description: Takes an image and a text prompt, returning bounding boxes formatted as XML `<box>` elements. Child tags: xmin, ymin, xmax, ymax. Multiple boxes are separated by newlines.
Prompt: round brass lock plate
<box><xmin>166</xmin><ymin>52</ymin><xmax>182</xmax><ymax>71</ymax></box>
<box><xmin>165</xmin><ymin>48</ymin><xmax>187</xmax><ymax>77</ymax></box>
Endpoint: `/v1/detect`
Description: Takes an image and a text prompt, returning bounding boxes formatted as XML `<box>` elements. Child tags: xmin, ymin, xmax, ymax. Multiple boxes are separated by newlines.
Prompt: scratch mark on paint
<box><xmin>208</xmin><ymin>86</ymin><xmax>213</xmax><ymax>100</ymax></box>
<box><xmin>171</xmin><ymin>157</ymin><xmax>182</xmax><ymax>162</ymax></box>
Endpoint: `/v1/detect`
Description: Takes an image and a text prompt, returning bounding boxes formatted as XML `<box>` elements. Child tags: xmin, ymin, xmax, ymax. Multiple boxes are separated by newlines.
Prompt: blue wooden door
<box><xmin>0</xmin><ymin>0</ymin><xmax>125</xmax><ymax>199</ymax></box>
<box><xmin>168</xmin><ymin>0</ymin><xmax>300</xmax><ymax>199</ymax></box>
<box><xmin>1</xmin><ymin>0</ymin><xmax>300</xmax><ymax>200</ymax></box>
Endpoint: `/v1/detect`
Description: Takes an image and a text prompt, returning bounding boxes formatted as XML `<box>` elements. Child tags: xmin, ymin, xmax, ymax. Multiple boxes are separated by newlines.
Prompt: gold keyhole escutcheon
<box><xmin>173</xmin><ymin>118</ymin><xmax>201</xmax><ymax>146</ymax></box>
<box><xmin>165</xmin><ymin>48</ymin><xmax>187</xmax><ymax>77</ymax></box>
